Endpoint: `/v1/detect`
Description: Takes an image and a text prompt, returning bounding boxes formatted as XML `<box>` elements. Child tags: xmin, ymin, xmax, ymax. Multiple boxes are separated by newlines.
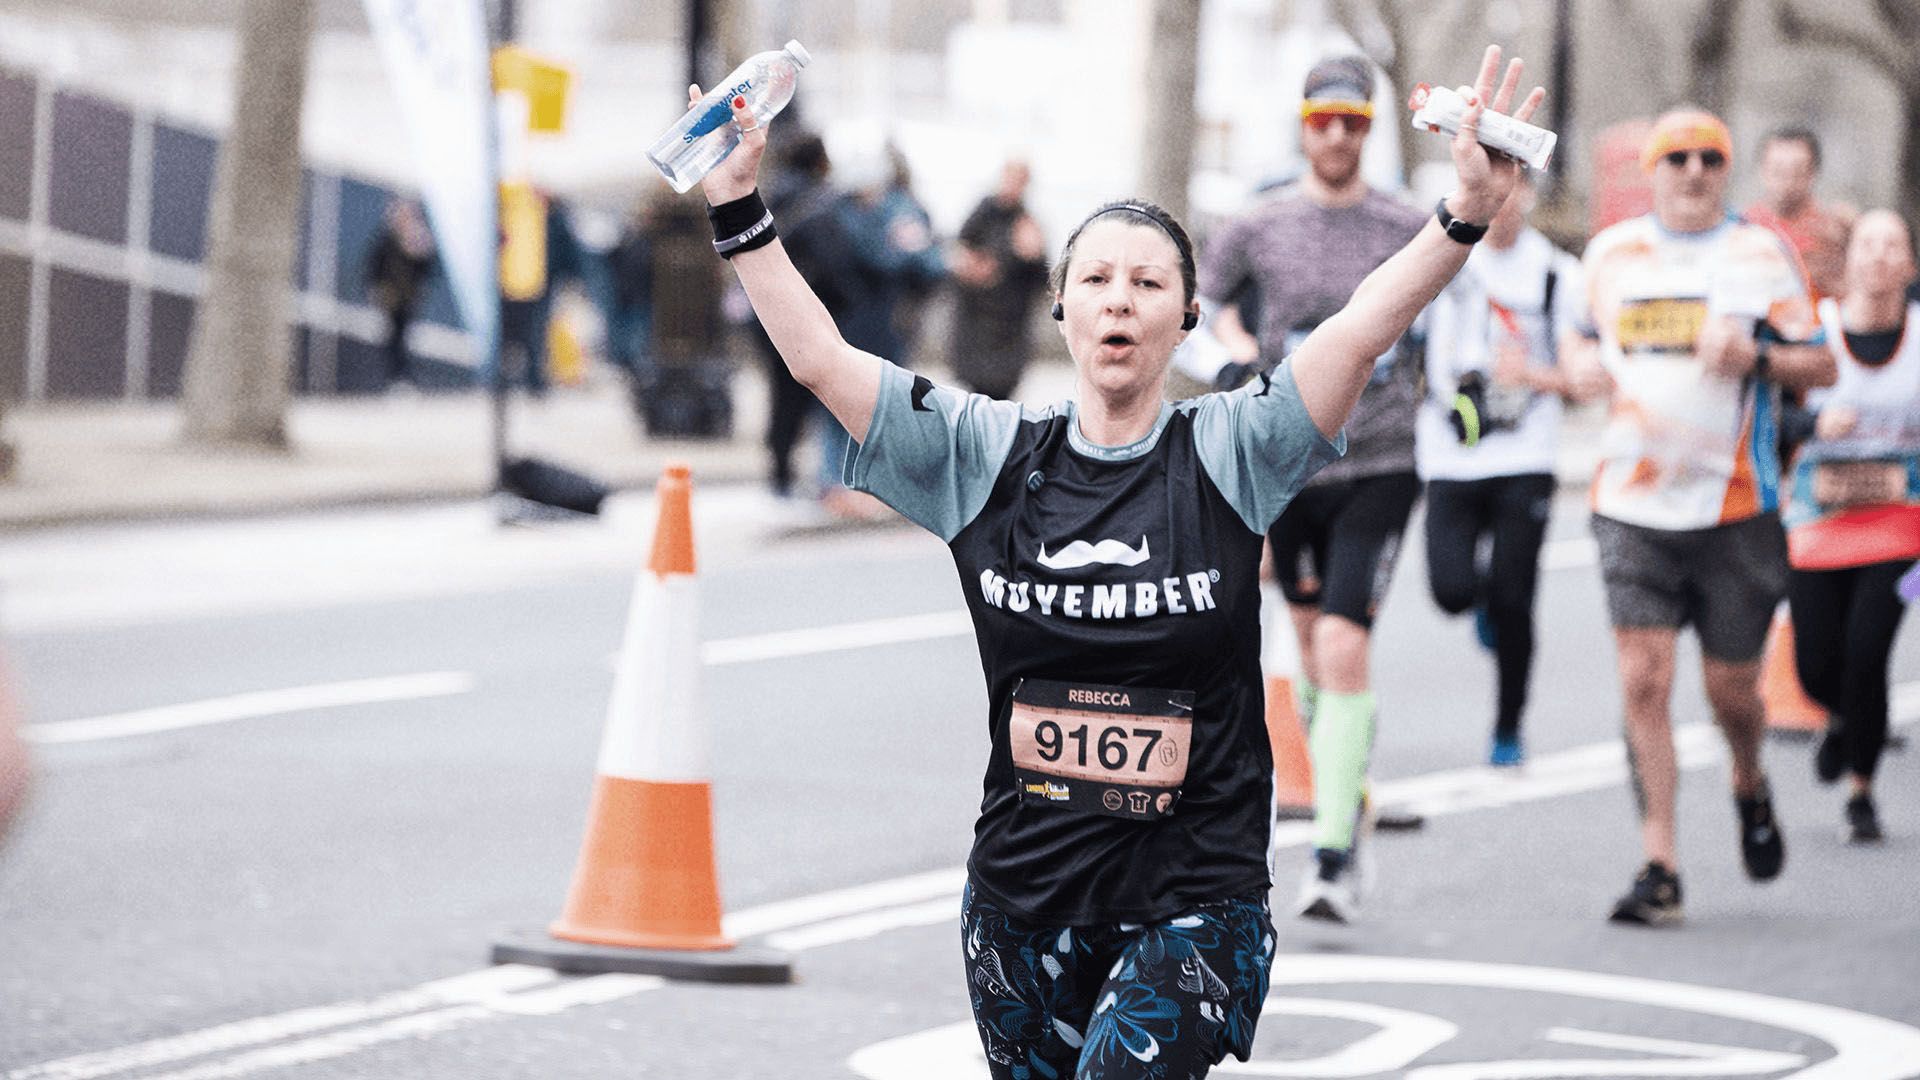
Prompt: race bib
<box><xmin>1813</xmin><ymin>461</ymin><xmax>1908</xmax><ymax>510</ymax></box>
<box><xmin>1009</xmin><ymin>678</ymin><xmax>1193</xmax><ymax>821</ymax></box>
<box><xmin>1616</xmin><ymin>297</ymin><xmax>1707</xmax><ymax>354</ymax></box>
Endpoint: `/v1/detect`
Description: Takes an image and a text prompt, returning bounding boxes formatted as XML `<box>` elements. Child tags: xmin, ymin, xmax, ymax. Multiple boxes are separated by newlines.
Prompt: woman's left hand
<box><xmin>1447</xmin><ymin>46</ymin><xmax>1546</xmax><ymax>226</ymax></box>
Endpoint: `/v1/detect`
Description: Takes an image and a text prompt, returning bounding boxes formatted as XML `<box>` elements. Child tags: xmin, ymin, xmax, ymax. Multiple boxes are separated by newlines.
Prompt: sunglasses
<box><xmin>1304</xmin><ymin>112</ymin><xmax>1372</xmax><ymax>135</ymax></box>
<box><xmin>1662</xmin><ymin>148</ymin><xmax>1727</xmax><ymax>169</ymax></box>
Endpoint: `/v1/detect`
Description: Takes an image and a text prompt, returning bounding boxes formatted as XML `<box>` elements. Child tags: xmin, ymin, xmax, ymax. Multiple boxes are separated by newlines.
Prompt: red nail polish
<box><xmin>733</xmin><ymin>96</ymin><xmax>746</xmax><ymax>110</ymax></box>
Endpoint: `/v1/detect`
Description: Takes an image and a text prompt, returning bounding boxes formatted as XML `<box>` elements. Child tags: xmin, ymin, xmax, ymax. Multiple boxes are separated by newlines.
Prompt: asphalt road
<box><xmin>3</xmin><ymin>489</ymin><xmax>1917</xmax><ymax>1078</ymax></box>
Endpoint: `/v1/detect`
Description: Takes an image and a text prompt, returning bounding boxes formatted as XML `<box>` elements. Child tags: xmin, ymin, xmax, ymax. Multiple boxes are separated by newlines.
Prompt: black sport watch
<box><xmin>1435</xmin><ymin>197</ymin><xmax>1489</xmax><ymax>245</ymax></box>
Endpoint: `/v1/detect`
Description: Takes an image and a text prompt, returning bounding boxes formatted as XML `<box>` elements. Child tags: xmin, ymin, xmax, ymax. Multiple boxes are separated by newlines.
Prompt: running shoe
<box><xmin>1489</xmin><ymin>733</ymin><xmax>1524</xmax><ymax>768</ymax></box>
<box><xmin>1295</xmin><ymin>848</ymin><xmax>1359</xmax><ymax>923</ymax></box>
<box><xmin>1736</xmin><ymin>782</ymin><xmax>1786</xmax><ymax>881</ymax></box>
<box><xmin>1608</xmin><ymin>861</ymin><xmax>1683</xmax><ymax>926</ymax></box>
<box><xmin>1296</xmin><ymin>797</ymin><xmax>1375</xmax><ymax>923</ymax></box>
<box><xmin>1814</xmin><ymin>724</ymin><xmax>1845</xmax><ymax>785</ymax></box>
<box><xmin>1845</xmin><ymin>793</ymin><xmax>1884</xmax><ymax>844</ymax></box>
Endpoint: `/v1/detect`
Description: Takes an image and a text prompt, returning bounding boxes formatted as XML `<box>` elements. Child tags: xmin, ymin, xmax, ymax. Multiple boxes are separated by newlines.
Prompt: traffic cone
<box><xmin>492</xmin><ymin>464</ymin><xmax>791</xmax><ymax>983</ymax></box>
<box><xmin>1761</xmin><ymin>606</ymin><xmax>1827</xmax><ymax>737</ymax></box>
<box><xmin>1261</xmin><ymin>584</ymin><xmax>1314</xmax><ymax>819</ymax></box>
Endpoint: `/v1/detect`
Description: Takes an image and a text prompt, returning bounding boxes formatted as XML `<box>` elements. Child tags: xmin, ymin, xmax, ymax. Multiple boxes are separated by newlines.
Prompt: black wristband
<box><xmin>708</xmin><ymin>190</ymin><xmax>776</xmax><ymax>258</ymax></box>
<box><xmin>1435</xmin><ymin>197</ymin><xmax>1488</xmax><ymax>244</ymax></box>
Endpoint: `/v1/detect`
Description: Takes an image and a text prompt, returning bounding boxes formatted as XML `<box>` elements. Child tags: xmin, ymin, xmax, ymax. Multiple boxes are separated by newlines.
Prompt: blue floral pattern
<box><xmin>962</xmin><ymin>883</ymin><xmax>1274</xmax><ymax>1080</ymax></box>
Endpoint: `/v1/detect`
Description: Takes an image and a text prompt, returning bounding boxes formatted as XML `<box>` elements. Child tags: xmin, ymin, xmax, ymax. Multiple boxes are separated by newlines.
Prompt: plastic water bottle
<box><xmin>647</xmin><ymin>40</ymin><xmax>812</xmax><ymax>193</ymax></box>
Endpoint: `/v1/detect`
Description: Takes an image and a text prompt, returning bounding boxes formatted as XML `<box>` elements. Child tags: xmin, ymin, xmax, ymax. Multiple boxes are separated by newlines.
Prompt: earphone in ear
<box><xmin>1050</xmin><ymin>301</ymin><xmax>1065</xmax><ymax>322</ymax></box>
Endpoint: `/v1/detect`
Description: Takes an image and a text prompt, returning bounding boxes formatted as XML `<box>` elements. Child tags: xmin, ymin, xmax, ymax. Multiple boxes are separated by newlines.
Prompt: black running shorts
<box><xmin>1267</xmin><ymin>471</ymin><xmax>1422</xmax><ymax>628</ymax></box>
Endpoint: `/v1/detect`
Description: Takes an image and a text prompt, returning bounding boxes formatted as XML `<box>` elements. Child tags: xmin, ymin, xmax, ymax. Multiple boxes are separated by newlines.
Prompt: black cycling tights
<box><xmin>1789</xmin><ymin>559</ymin><xmax>1913</xmax><ymax>781</ymax></box>
<box><xmin>1424</xmin><ymin>474</ymin><xmax>1556</xmax><ymax>740</ymax></box>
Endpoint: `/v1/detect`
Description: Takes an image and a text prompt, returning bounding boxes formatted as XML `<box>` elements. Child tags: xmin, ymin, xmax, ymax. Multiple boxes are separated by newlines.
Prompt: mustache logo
<box><xmin>1036</xmin><ymin>535</ymin><xmax>1152</xmax><ymax>571</ymax></box>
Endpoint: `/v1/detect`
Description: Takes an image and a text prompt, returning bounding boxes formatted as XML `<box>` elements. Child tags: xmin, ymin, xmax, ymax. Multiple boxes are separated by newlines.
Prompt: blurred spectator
<box><xmin>364</xmin><ymin>197</ymin><xmax>438</xmax><ymax>389</ymax></box>
<box><xmin>949</xmin><ymin>160</ymin><xmax>1048</xmax><ymax>400</ymax></box>
<box><xmin>498</xmin><ymin>194</ymin><xmax>591</xmax><ymax>397</ymax></box>
<box><xmin>1744</xmin><ymin>129</ymin><xmax>1855</xmax><ymax>302</ymax></box>
<box><xmin>814</xmin><ymin>129</ymin><xmax>947</xmax><ymax>517</ymax></box>
<box><xmin>745</xmin><ymin>132</ymin><xmax>858</xmax><ymax>497</ymax></box>
<box><xmin>883</xmin><ymin>143</ymin><xmax>944</xmax><ymax>362</ymax></box>
<box><xmin>606</xmin><ymin>198</ymin><xmax>659</xmax><ymax>378</ymax></box>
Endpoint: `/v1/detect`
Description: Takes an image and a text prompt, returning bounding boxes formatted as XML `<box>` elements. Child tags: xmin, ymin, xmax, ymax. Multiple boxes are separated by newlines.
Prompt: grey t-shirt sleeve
<box><xmin>1190</xmin><ymin>362</ymin><xmax>1348</xmax><ymax>534</ymax></box>
<box><xmin>844</xmin><ymin>360</ymin><xmax>1025</xmax><ymax>542</ymax></box>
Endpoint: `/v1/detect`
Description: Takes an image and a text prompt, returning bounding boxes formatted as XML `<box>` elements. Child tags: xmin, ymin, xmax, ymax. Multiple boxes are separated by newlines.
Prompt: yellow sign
<box><xmin>492</xmin><ymin>45</ymin><xmax>572</xmax><ymax>134</ymax></box>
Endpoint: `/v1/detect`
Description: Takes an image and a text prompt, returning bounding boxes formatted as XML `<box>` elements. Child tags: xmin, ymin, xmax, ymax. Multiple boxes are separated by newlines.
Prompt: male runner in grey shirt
<box><xmin>1196</xmin><ymin>54</ymin><xmax>1428</xmax><ymax>923</ymax></box>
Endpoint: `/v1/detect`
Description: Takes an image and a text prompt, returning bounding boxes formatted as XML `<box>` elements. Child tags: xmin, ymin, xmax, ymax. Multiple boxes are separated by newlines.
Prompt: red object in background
<box><xmin>1590</xmin><ymin>119</ymin><xmax>1656</xmax><ymax>238</ymax></box>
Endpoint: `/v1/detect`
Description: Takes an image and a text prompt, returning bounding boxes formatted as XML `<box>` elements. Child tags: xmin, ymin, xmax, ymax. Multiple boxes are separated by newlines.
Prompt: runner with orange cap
<box><xmin>1565</xmin><ymin>107</ymin><xmax>1838</xmax><ymax>925</ymax></box>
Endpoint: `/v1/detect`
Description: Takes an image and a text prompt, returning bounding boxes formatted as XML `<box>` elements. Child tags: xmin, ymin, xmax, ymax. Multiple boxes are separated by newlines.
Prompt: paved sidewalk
<box><xmin>0</xmin><ymin>369</ymin><xmax>779</xmax><ymax>529</ymax></box>
<box><xmin>0</xmin><ymin>358</ymin><xmax>1602</xmax><ymax>530</ymax></box>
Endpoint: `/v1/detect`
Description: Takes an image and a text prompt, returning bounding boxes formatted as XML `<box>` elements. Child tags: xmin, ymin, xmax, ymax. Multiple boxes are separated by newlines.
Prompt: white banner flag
<box><xmin>361</xmin><ymin>0</ymin><xmax>497</xmax><ymax>360</ymax></box>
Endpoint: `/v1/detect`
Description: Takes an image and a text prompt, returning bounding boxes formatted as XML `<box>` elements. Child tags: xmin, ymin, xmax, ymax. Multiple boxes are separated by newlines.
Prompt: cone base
<box><xmin>491</xmin><ymin>927</ymin><xmax>793</xmax><ymax>984</ymax></box>
<box><xmin>548</xmin><ymin>918</ymin><xmax>732</xmax><ymax>952</ymax></box>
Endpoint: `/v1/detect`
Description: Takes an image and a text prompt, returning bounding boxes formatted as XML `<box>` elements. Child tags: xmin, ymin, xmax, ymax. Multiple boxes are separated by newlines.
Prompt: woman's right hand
<box><xmin>689</xmin><ymin>83</ymin><xmax>768</xmax><ymax>205</ymax></box>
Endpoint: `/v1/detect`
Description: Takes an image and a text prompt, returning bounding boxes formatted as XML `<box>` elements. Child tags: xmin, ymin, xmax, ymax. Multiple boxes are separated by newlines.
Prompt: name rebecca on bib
<box><xmin>977</xmin><ymin>567</ymin><xmax>1221</xmax><ymax>620</ymax></box>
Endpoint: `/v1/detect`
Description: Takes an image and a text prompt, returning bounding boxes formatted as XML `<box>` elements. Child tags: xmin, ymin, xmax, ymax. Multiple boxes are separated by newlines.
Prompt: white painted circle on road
<box><xmin>848</xmin><ymin>954</ymin><xmax>1920</xmax><ymax>1080</ymax></box>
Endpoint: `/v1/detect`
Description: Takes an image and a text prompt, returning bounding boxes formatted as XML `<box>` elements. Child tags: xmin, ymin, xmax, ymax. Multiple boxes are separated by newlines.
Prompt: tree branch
<box><xmin>1774</xmin><ymin>0</ymin><xmax>1920</xmax><ymax>88</ymax></box>
<box><xmin>1871</xmin><ymin>0</ymin><xmax>1916</xmax><ymax>38</ymax></box>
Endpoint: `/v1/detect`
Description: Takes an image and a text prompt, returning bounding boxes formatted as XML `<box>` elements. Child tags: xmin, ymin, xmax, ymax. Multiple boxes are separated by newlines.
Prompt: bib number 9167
<box><xmin>1031</xmin><ymin>722</ymin><xmax>1167</xmax><ymax>773</ymax></box>
<box><xmin>1009</xmin><ymin>679</ymin><xmax>1192</xmax><ymax>821</ymax></box>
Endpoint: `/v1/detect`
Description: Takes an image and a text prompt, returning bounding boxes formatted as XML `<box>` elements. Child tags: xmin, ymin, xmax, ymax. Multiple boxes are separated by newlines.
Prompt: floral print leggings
<box><xmin>961</xmin><ymin>882</ymin><xmax>1275</xmax><ymax>1080</ymax></box>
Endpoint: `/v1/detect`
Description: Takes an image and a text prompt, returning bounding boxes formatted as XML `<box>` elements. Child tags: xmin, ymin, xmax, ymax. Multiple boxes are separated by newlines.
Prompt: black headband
<box><xmin>1081</xmin><ymin>202</ymin><xmax>1184</xmax><ymax>252</ymax></box>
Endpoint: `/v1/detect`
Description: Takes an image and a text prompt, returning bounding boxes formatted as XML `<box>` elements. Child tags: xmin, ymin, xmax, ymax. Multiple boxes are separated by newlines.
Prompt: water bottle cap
<box><xmin>784</xmin><ymin>40</ymin><xmax>812</xmax><ymax>68</ymax></box>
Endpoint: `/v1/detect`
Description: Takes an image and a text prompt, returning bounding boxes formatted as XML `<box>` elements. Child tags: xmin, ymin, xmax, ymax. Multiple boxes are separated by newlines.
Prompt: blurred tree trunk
<box><xmin>1774</xmin><ymin>0</ymin><xmax>1920</xmax><ymax>230</ymax></box>
<box><xmin>1329</xmin><ymin>0</ymin><xmax>1416</xmax><ymax>183</ymax></box>
<box><xmin>180</xmin><ymin>0</ymin><xmax>314</xmax><ymax>449</ymax></box>
<box><xmin>1139</xmin><ymin>0</ymin><xmax>1202</xmax><ymax>221</ymax></box>
<box><xmin>1685</xmin><ymin>0</ymin><xmax>1740</xmax><ymax>114</ymax></box>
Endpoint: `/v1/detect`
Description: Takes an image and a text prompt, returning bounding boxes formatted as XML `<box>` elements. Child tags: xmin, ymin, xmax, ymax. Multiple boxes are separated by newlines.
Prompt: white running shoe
<box><xmin>1295</xmin><ymin>848</ymin><xmax>1360</xmax><ymax>923</ymax></box>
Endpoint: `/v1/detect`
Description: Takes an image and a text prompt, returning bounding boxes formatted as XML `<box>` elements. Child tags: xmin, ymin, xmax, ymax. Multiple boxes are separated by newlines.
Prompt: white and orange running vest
<box><xmin>1579</xmin><ymin>213</ymin><xmax>1821</xmax><ymax>530</ymax></box>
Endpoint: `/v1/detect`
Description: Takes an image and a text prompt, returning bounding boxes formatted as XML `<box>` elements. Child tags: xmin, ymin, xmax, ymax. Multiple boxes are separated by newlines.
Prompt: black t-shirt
<box><xmin>848</xmin><ymin>360</ymin><xmax>1343</xmax><ymax>923</ymax></box>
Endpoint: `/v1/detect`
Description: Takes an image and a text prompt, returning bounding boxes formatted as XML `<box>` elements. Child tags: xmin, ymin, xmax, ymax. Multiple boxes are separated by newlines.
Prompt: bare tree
<box><xmin>1685</xmin><ymin>0</ymin><xmax>1741</xmax><ymax>114</ymax></box>
<box><xmin>1139</xmin><ymin>0</ymin><xmax>1203</xmax><ymax>221</ymax></box>
<box><xmin>1774</xmin><ymin>0</ymin><xmax>1920</xmax><ymax>228</ymax></box>
<box><xmin>1328</xmin><ymin>0</ymin><xmax>1487</xmax><ymax>183</ymax></box>
<box><xmin>180</xmin><ymin>0</ymin><xmax>315</xmax><ymax>449</ymax></box>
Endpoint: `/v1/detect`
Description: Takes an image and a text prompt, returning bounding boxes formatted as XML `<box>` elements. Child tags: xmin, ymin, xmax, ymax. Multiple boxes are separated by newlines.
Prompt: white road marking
<box><xmin>130</xmin><ymin>977</ymin><xmax>666</xmax><ymax>1080</ymax></box>
<box><xmin>21</xmin><ymin>673</ymin><xmax>475</xmax><ymax>746</ymax></box>
<box><xmin>18</xmin><ymin>685</ymin><xmax>1913</xmax><ymax>1080</ymax></box>
<box><xmin>765</xmin><ymin>898</ymin><xmax>963</xmax><ymax>953</ymax></box>
<box><xmin>702</xmin><ymin>610</ymin><xmax>974</xmax><ymax>666</ymax></box>
<box><xmin>1224</xmin><ymin>998</ymin><xmax>1459</xmax><ymax>1076</ymax></box>
<box><xmin>850</xmin><ymin>958</ymin><xmax>1909</xmax><ymax>1079</ymax></box>
<box><xmin>1540</xmin><ymin>535</ymin><xmax>1598</xmax><ymax>571</ymax></box>
<box><xmin>722</xmin><ymin>867</ymin><xmax>969</xmax><ymax>940</ymax></box>
<box><xmin>1274</xmin><ymin>956</ymin><xmax>1913</xmax><ymax>1080</ymax></box>
<box><xmin>4</xmin><ymin>965</ymin><xmax>556</xmax><ymax>1080</ymax></box>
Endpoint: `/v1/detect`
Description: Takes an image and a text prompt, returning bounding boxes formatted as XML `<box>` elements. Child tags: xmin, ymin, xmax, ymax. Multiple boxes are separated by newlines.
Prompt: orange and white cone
<box><xmin>1260</xmin><ymin>583</ymin><xmax>1314</xmax><ymax>819</ymax></box>
<box><xmin>492</xmin><ymin>464</ymin><xmax>790</xmax><ymax>982</ymax></box>
<box><xmin>1761</xmin><ymin>605</ymin><xmax>1827</xmax><ymax>736</ymax></box>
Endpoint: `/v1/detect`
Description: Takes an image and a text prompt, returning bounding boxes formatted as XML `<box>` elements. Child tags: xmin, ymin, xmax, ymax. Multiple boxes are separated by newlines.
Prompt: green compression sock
<box><xmin>1310</xmin><ymin>690</ymin><xmax>1376</xmax><ymax>851</ymax></box>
